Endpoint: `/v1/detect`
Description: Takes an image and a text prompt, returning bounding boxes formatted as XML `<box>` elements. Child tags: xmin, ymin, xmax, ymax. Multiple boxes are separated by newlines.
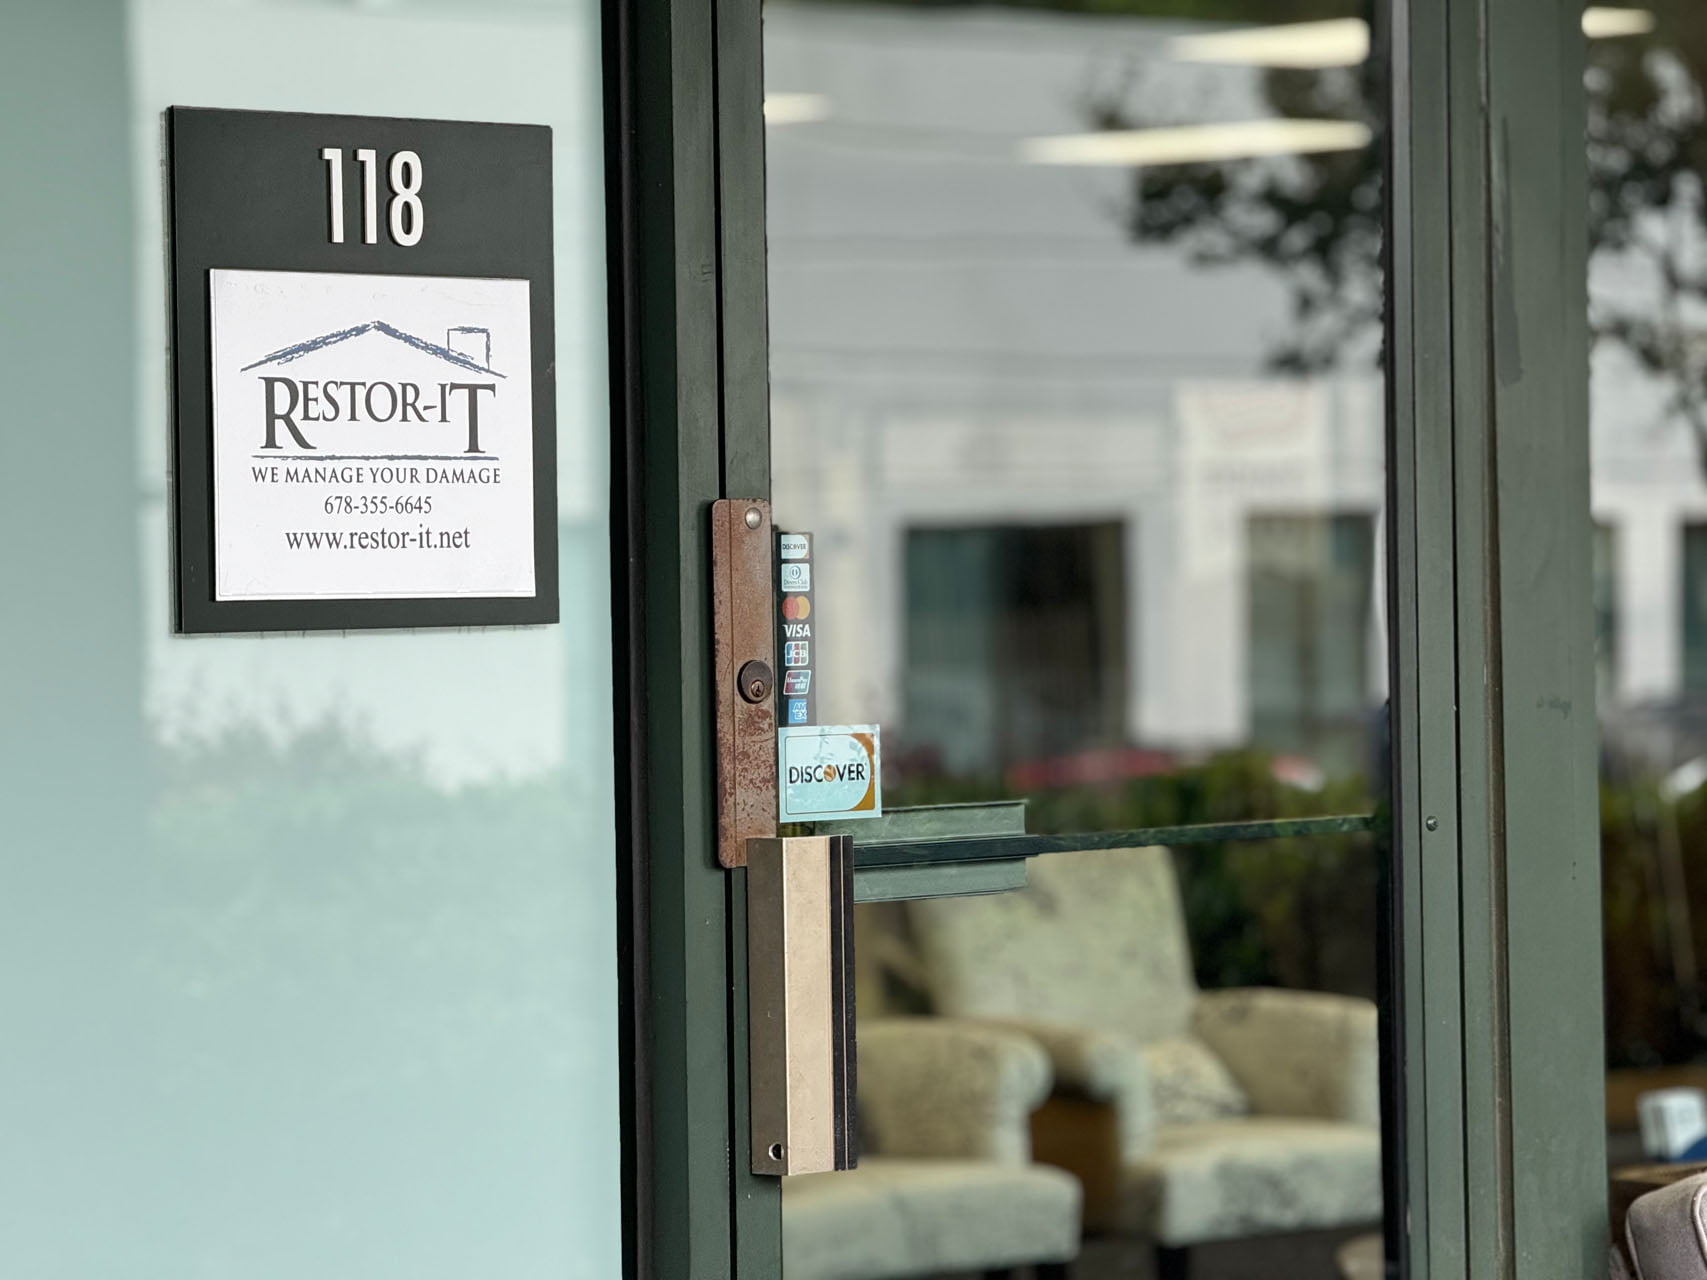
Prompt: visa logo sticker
<box><xmin>778</xmin><ymin>725</ymin><xmax>881</xmax><ymax>821</ymax></box>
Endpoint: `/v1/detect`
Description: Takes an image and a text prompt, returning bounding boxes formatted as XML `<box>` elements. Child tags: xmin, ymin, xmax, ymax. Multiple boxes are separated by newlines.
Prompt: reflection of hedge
<box><xmin>141</xmin><ymin>725</ymin><xmax>618</xmax><ymax>1272</ymax></box>
<box><xmin>164</xmin><ymin>724</ymin><xmax>1707</xmax><ymax>1068</ymax></box>
<box><xmin>893</xmin><ymin>754</ymin><xmax>1707</xmax><ymax>1067</ymax></box>
<box><xmin>1603</xmin><ymin>776</ymin><xmax>1707</xmax><ymax>1070</ymax></box>
<box><xmin>889</xmin><ymin>750</ymin><xmax>1382</xmax><ymax>999</ymax></box>
<box><xmin>147</xmin><ymin>723</ymin><xmax>601</xmax><ymax>1097</ymax></box>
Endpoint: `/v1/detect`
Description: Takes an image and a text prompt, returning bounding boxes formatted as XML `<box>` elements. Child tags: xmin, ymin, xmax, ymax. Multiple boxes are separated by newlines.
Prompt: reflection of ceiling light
<box><xmin>1021</xmin><ymin>119</ymin><xmax>1372</xmax><ymax>167</ymax></box>
<box><xmin>1582</xmin><ymin>7</ymin><xmax>1657</xmax><ymax>38</ymax></box>
<box><xmin>1173</xmin><ymin>19</ymin><xmax>1369</xmax><ymax>69</ymax></box>
<box><xmin>1173</xmin><ymin>9</ymin><xmax>1653</xmax><ymax>67</ymax></box>
<box><xmin>764</xmin><ymin>93</ymin><xmax>830</xmax><ymax>125</ymax></box>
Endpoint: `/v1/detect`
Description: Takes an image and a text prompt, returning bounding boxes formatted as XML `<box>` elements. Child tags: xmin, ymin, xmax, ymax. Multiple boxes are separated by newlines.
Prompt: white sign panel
<box><xmin>209</xmin><ymin>268</ymin><xmax>534</xmax><ymax>602</ymax></box>
<box><xmin>778</xmin><ymin>724</ymin><xmax>882</xmax><ymax>822</ymax></box>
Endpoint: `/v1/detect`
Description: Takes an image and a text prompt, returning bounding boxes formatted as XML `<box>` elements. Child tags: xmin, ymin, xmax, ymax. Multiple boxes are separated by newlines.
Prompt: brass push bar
<box><xmin>747</xmin><ymin>835</ymin><xmax>858</xmax><ymax>1176</ymax></box>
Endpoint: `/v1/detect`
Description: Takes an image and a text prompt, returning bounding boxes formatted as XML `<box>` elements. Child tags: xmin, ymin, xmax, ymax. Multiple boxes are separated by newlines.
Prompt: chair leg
<box><xmin>1155</xmin><ymin>1244</ymin><xmax>1191</xmax><ymax>1280</ymax></box>
<box><xmin>985</xmin><ymin>1261</ymin><xmax>1070</xmax><ymax>1279</ymax></box>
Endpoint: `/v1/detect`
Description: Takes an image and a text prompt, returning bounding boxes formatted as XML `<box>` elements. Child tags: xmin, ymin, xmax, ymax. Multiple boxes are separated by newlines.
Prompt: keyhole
<box><xmin>737</xmin><ymin>660</ymin><xmax>773</xmax><ymax>704</ymax></box>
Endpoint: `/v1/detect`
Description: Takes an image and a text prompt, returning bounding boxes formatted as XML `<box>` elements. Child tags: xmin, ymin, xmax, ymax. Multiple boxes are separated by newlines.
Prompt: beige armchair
<box><xmin>904</xmin><ymin>845</ymin><xmax>1383</xmax><ymax>1278</ymax></box>
<box><xmin>1627</xmin><ymin>1169</ymin><xmax>1707</xmax><ymax>1279</ymax></box>
<box><xmin>782</xmin><ymin>1018</ymin><xmax>1081</xmax><ymax>1280</ymax></box>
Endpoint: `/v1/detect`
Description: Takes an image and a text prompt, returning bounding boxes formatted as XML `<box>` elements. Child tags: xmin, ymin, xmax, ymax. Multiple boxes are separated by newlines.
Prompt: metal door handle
<box><xmin>747</xmin><ymin>835</ymin><xmax>857</xmax><ymax>1176</ymax></box>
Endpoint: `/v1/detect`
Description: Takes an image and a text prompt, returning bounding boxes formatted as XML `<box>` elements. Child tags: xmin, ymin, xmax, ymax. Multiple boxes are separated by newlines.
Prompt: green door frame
<box><xmin>1391</xmin><ymin>0</ymin><xmax>1605</xmax><ymax>1274</ymax></box>
<box><xmin>605</xmin><ymin>0</ymin><xmax>778</xmax><ymax>1270</ymax></box>
<box><xmin>606</xmin><ymin>0</ymin><xmax>1607</xmax><ymax>1274</ymax></box>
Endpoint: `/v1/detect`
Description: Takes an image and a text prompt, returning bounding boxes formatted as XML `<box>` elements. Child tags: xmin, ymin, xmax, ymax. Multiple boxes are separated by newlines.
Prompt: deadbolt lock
<box><xmin>738</xmin><ymin>660</ymin><xmax>774</xmax><ymax>704</ymax></box>
<box><xmin>711</xmin><ymin>498</ymin><xmax>778</xmax><ymax>869</ymax></box>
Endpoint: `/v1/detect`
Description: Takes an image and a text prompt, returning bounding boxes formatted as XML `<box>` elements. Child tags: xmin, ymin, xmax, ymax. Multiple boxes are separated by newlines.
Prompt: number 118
<box><xmin>320</xmin><ymin>146</ymin><xmax>424</xmax><ymax>247</ymax></box>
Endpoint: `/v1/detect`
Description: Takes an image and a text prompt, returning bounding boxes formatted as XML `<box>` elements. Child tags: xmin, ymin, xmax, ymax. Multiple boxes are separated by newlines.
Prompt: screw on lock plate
<box><xmin>738</xmin><ymin>660</ymin><xmax>774</xmax><ymax>704</ymax></box>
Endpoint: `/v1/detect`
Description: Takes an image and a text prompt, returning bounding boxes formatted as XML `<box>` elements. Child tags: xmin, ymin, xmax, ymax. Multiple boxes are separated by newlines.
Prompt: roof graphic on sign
<box><xmin>241</xmin><ymin>320</ymin><xmax>506</xmax><ymax>377</ymax></box>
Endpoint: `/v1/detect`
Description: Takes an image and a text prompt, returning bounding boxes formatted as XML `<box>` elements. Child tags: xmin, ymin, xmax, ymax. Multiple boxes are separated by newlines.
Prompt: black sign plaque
<box><xmin>168</xmin><ymin>106</ymin><xmax>558</xmax><ymax>633</ymax></box>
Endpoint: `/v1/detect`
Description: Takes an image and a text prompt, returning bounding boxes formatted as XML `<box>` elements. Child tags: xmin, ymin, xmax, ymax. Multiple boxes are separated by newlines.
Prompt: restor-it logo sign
<box><xmin>208</xmin><ymin>268</ymin><xmax>535</xmax><ymax>602</ymax></box>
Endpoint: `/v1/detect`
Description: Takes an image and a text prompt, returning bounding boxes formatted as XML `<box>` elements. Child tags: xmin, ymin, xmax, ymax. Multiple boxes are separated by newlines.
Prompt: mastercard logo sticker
<box><xmin>783</xmin><ymin>595</ymin><xmax>812</xmax><ymax>621</ymax></box>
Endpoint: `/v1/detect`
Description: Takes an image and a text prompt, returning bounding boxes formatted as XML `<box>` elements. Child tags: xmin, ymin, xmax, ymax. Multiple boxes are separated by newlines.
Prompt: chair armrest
<box><xmin>858</xmin><ymin>1018</ymin><xmax>1053</xmax><ymax>1163</ymax></box>
<box><xmin>1193</xmin><ymin>988</ymin><xmax>1380</xmax><ymax>1125</ymax></box>
<box><xmin>1626</xmin><ymin>1171</ymin><xmax>1707</xmax><ymax>1280</ymax></box>
<box><xmin>963</xmin><ymin>1018</ymin><xmax>1155</xmax><ymax>1162</ymax></box>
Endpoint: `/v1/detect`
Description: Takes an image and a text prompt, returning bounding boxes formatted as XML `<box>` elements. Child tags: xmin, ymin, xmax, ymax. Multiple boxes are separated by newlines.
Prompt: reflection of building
<box><xmin>1591</xmin><ymin>343</ymin><xmax>1707</xmax><ymax>766</ymax></box>
<box><xmin>1595</xmin><ymin>340</ymin><xmax>1707</xmax><ymax>712</ymax></box>
<box><xmin>766</xmin><ymin>3</ymin><xmax>1386</xmax><ymax>777</ymax></box>
<box><xmin>768</xmin><ymin>2</ymin><xmax>1707</xmax><ymax>779</ymax></box>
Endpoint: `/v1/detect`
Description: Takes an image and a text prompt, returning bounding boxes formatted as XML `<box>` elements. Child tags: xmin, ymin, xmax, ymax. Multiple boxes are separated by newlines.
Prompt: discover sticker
<box><xmin>778</xmin><ymin>724</ymin><xmax>881</xmax><ymax>822</ymax></box>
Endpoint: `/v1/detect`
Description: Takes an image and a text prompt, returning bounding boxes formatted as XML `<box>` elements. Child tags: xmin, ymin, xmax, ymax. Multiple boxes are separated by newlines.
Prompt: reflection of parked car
<box><xmin>1601</xmin><ymin>696</ymin><xmax>1707</xmax><ymax>781</ymax></box>
<box><xmin>1003</xmin><ymin>747</ymin><xmax>1178</xmax><ymax>793</ymax></box>
<box><xmin>999</xmin><ymin>745</ymin><xmax>1337</xmax><ymax>795</ymax></box>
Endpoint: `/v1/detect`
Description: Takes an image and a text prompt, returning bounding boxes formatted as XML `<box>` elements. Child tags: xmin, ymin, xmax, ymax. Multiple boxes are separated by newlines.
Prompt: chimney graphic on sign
<box><xmin>446</xmin><ymin>326</ymin><xmax>492</xmax><ymax>369</ymax></box>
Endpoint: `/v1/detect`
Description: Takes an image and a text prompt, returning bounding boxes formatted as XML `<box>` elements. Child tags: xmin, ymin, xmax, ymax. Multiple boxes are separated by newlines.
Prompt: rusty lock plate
<box><xmin>711</xmin><ymin>499</ymin><xmax>779</xmax><ymax>868</ymax></box>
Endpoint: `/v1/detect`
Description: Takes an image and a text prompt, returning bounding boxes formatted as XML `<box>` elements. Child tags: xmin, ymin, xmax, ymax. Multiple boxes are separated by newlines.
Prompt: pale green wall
<box><xmin>0</xmin><ymin>2</ymin><xmax>620</xmax><ymax>1274</ymax></box>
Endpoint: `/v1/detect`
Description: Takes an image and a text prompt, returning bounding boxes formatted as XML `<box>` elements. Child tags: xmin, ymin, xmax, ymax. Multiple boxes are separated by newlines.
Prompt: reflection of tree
<box><xmin>1110</xmin><ymin>8</ymin><xmax>1707</xmax><ymax>469</ymax></box>
<box><xmin>140</xmin><ymin>724</ymin><xmax>605</xmax><ymax>1271</ymax></box>
<box><xmin>1590</xmin><ymin>16</ymin><xmax>1707</xmax><ymax>466</ymax></box>
<box><xmin>147</xmin><ymin>723</ymin><xmax>588</xmax><ymax>1091</ymax></box>
<box><xmin>1112</xmin><ymin>62</ymin><xmax>1382</xmax><ymax>373</ymax></box>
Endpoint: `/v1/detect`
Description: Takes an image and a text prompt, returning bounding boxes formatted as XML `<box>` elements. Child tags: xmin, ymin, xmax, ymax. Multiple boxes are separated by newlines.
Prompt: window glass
<box><xmin>902</xmin><ymin>524</ymin><xmax>1128</xmax><ymax>780</ymax></box>
<box><xmin>1588</xmin><ymin>0</ymin><xmax>1707</xmax><ymax>1199</ymax></box>
<box><xmin>1596</xmin><ymin>521</ymin><xmax>1620</xmax><ymax>703</ymax></box>
<box><xmin>1683</xmin><ymin>524</ymin><xmax>1707</xmax><ymax>695</ymax></box>
<box><xmin>1247</xmin><ymin>512</ymin><xmax>1377</xmax><ymax>775</ymax></box>
<box><xmin>765</xmin><ymin>1</ymin><xmax>1396</xmax><ymax>1274</ymax></box>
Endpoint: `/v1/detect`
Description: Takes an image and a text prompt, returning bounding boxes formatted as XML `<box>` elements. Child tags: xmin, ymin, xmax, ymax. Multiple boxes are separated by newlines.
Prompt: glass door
<box><xmin>760</xmin><ymin>2</ymin><xmax>1397</xmax><ymax>1276</ymax></box>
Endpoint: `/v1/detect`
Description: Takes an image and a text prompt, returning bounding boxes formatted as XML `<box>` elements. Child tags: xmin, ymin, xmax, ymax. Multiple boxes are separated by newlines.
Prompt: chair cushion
<box><xmin>1142</xmin><ymin>1035</ymin><xmax>1250</xmax><ymax>1126</ymax></box>
<box><xmin>1112</xmin><ymin>1117</ymin><xmax>1382</xmax><ymax>1244</ymax></box>
<box><xmin>1627</xmin><ymin>1170</ymin><xmax>1707</xmax><ymax>1279</ymax></box>
<box><xmin>1336</xmin><ymin>1233</ymin><xmax>1385</xmax><ymax>1280</ymax></box>
<box><xmin>907</xmin><ymin>846</ymin><xmax>1199</xmax><ymax>1043</ymax></box>
<box><xmin>782</xmin><ymin>1157</ymin><xmax>1082</xmax><ymax>1280</ymax></box>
